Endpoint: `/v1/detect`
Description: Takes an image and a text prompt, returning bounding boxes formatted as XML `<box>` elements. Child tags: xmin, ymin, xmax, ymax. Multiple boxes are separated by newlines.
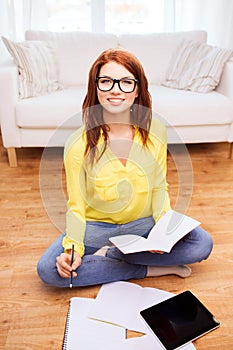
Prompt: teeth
<box><xmin>109</xmin><ymin>99</ymin><xmax>123</xmax><ymax>102</ymax></box>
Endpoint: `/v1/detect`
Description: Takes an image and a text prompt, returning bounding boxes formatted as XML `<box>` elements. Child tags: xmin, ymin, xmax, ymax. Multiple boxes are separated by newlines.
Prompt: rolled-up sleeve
<box><xmin>151</xmin><ymin>120</ymin><xmax>171</xmax><ymax>222</ymax></box>
<box><xmin>63</xmin><ymin>130</ymin><xmax>86</xmax><ymax>257</ymax></box>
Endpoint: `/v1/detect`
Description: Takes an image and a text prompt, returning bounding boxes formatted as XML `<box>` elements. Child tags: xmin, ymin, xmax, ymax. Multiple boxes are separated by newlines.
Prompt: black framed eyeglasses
<box><xmin>96</xmin><ymin>76</ymin><xmax>138</xmax><ymax>93</ymax></box>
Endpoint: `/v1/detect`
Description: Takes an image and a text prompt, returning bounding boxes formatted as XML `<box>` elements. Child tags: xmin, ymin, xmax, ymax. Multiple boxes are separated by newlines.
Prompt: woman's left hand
<box><xmin>149</xmin><ymin>250</ymin><xmax>165</xmax><ymax>254</ymax></box>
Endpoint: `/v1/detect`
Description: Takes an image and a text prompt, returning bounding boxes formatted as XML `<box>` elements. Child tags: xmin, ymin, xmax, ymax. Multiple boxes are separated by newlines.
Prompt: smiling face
<box><xmin>97</xmin><ymin>61</ymin><xmax>138</xmax><ymax>122</ymax></box>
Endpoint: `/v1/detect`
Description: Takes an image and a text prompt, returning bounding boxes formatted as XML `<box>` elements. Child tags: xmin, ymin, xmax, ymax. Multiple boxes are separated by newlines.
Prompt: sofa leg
<box><xmin>229</xmin><ymin>143</ymin><xmax>233</xmax><ymax>159</ymax></box>
<box><xmin>7</xmin><ymin>147</ymin><xmax>18</xmax><ymax>167</ymax></box>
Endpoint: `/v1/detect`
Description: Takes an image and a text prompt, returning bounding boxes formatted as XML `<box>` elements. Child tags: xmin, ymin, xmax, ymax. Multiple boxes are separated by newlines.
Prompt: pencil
<box><xmin>69</xmin><ymin>244</ymin><xmax>75</xmax><ymax>289</ymax></box>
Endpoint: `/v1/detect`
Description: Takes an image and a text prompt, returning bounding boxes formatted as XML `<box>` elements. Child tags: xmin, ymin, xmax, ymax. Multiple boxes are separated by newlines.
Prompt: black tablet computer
<box><xmin>140</xmin><ymin>290</ymin><xmax>220</xmax><ymax>350</ymax></box>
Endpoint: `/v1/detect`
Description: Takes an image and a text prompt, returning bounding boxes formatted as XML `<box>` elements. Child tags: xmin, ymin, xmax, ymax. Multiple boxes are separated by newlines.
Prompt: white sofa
<box><xmin>0</xmin><ymin>30</ymin><xmax>233</xmax><ymax>166</ymax></box>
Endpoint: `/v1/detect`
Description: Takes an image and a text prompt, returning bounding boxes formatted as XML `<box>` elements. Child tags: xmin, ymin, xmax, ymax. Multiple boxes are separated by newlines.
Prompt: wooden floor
<box><xmin>0</xmin><ymin>137</ymin><xmax>233</xmax><ymax>350</ymax></box>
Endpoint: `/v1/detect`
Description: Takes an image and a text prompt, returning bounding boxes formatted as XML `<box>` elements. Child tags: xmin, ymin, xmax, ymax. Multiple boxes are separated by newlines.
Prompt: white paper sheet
<box><xmin>88</xmin><ymin>281</ymin><xmax>173</xmax><ymax>333</ymax></box>
<box><xmin>88</xmin><ymin>281</ymin><xmax>196</xmax><ymax>349</ymax></box>
<box><xmin>110</xmin><ymin>210</ymin><xmax>200</xmax><ymax>253</ymax></box>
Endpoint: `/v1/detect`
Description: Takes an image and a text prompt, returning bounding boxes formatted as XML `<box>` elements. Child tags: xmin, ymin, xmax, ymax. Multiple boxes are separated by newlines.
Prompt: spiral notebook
<box><xmin>62</xmin><ymin>297</ymin><xmax>125</xmax><ymax>350</ymax></box>
<box><xmin>63</xmin><ymin>305</ymin><xmax>71</xmax><ymax>349</ymax></box>
<box><xmin>62</xmin><ymin>295</ymin><xmax>195</xmax><ymax>350</ymax></box>
<box><xmin>62</xmin><ymin>283</ymin><xmax>218</xmax><ymax>350</ymax></box>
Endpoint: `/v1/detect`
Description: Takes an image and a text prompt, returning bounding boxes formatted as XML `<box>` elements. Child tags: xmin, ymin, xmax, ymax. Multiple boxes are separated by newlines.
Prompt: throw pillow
<box><xmin>1</xmin><ymin>36</ymin><xmax>60</xmax><ymax>98</ymax></box>
<box><xmin>162</xmin><ymin>39</ymin><xmax>233</xmax><ymax>93</ymax></box>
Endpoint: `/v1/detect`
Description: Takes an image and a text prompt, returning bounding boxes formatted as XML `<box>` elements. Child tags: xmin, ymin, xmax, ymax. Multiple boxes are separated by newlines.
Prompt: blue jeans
<box><xmin>37</xmin><ymin>216</ymin><xmax>213</xmax><ymax>288</ymax></box>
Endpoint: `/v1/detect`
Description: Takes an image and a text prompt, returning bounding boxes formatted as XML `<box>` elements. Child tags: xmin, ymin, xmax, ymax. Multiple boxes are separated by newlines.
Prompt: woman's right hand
<box><xmin>56</xmin><ymin>251</ymin><xmax>82</xmax><ymax>278</ymax></box>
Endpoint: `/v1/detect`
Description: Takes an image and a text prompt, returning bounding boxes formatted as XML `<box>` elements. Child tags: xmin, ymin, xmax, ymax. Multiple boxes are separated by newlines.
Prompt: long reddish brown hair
<box><xmin>82</xmin><ymin>48</ymin><xmax>152</xmax><ymax>164</ymax></box>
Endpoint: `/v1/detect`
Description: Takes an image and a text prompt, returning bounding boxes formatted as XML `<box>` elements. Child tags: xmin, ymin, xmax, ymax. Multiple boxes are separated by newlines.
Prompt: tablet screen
<box><xmin>140</xmin><ymin>290</ymin><xmax>220</xmax><ymax>350</ymax></box>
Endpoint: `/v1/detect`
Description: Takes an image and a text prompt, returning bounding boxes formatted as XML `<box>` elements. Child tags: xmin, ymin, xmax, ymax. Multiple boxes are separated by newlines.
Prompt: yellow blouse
<box><xmin>63</xmin><ymin>118</ymin><xmax>171</xmax><ymax>256</ymax></box>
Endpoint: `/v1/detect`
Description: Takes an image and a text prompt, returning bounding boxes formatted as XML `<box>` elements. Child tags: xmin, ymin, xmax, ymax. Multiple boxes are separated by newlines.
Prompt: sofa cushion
<box><xmin>15</xmin><ymin>85</ymin><xmax>233</xmax><ymax>131</ymax></box>
<box><xmin>25</xmin><ymin>31</ymin><xmax>118</xmax><ymax>87</ymax></box>
<box><xmin>118</xmin><ymin>31</ymin><xmax>207</xmax><ymax>85</ymax></box>
<box><xmin>149</xmin><ymin>85</ymin><xmax>233</xmax><ymax>126</ymax></box>
<box><xmin>162</xmin><ymin>39</ymin><xmax>233</xmax><ymax>93</ymax></box>
<box><xmin>15</xmin><ymin>87</ymin><xmax>85</xmax><ymax>128</ymax></box>
<box><xmin>1</xmin><ymin>36</ymin><xmax>60</xmax><ymax>98</ymax></box>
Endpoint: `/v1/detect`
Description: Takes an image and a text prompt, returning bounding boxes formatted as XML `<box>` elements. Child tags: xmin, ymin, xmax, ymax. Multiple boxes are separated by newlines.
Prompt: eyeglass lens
<box><xmin>97</xmin><ymin>77</ymin><xmax>137</xmax><ymax>92</ymax></box>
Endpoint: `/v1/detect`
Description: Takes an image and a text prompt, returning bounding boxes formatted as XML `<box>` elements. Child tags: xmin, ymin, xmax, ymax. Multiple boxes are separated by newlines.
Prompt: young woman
<box><xmin>37</xmin><ymin>49</ymin><xmax>213</xmax><ymax>287</ymax></box>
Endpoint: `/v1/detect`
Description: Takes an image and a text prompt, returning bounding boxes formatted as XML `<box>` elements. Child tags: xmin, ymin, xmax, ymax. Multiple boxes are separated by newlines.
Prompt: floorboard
<box><xmin>0</xmin><ymin>138</ymin><xmax>232</xmax><ymax>349</ymax></box>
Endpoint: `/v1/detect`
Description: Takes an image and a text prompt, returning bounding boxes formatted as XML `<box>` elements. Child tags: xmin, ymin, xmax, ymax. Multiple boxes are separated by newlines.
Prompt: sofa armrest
<box><xmin>0</xmin><ymin>61</ymin><xmax>21</xmax><ymax>148</ymax></box>
<box><xmin>216</xmin><ymin>58</ymin><xmax>233</xmax><ymax>99</ymax></box>
<box><xmin>216</xmin><ymin>58</ymin><xmax>233</xmax><ymax>145</ymax></box>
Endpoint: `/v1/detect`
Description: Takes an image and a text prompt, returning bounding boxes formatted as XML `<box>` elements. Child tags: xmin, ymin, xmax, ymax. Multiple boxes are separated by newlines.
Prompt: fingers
<box><xmin>149</xmin><ymin>250</ymin><xmax>165</xmax><ymax>254</ymax></box>
<box><xmin>56</xmin><ymin>253</ymin><xmax>71</xmax><ymax>278</ymax></box>
<box><xmin>56</xmin><ymin>252</ymin><xmax>81</xmax><ymax>278</ymax></box>
<box><xmin>72</xmin><ymin>252</ymin><xmax>82</xmax><ymax>270</ymax></box>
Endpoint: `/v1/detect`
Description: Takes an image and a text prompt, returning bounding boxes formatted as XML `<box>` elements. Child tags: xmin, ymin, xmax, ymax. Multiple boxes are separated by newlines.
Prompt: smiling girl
<box><xmin>37</xmin><ymin>49</ymin><xmax>213</xmax><ymax>287</ymax></box>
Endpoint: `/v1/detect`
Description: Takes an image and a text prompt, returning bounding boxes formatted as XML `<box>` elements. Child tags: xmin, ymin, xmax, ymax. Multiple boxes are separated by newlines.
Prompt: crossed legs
<box><xmin>37</xmin><ymin>217</ymin><xmax>213</xmax><ymax>287</ymax></box>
